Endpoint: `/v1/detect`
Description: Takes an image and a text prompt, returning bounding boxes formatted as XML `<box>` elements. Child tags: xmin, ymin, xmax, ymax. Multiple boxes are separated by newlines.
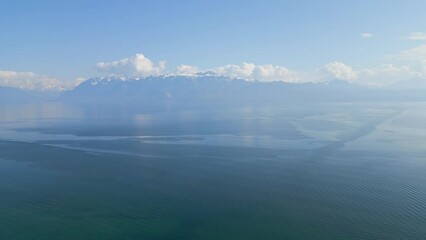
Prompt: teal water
<box><xmin>0</xmin><ymin>103</ymin><xmax>425</xmax><ymax>239</ymax></box>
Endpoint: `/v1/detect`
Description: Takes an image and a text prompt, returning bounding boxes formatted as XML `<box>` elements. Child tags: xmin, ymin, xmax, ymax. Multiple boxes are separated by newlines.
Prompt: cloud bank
<box><xmin>212</xmin><ymin>63</ymin><xmax>301</xmax><ymax>82</ymax></box>
<box><xmin>175</xmin><ymin>65</ymin><xmax>199</xmax><ymax>76</ymax></box>
<box><xmin>0</xmin><ymin>70</ymin><xmax>84</xmax><ymax>91</ymax></box>
<box><xmin>91</xmin><ymin>50</ymin><xmax>426</xmax><ymax>87</ymax></box>
<box><xmin>96</xmin><ymin>54</ymin><xmax>166</xmax><ymax>76</ymax></box>
<box><xmin>95</xmin><ymin>54</ymin><xmax>303</xmax><ymax>83</ymax></box>
<box><xmin>392</xmin><ymin>44</ymin><xmax>426</xmax><ymax>61</ymax></box>
<box><xmin>320</xmin><ymin>62</ymin><xmax>358</xmax><ymax>81</ymax></box>
<box><xmin>406</xmin><ymin>32</ymin><xmax>426</xmax><ymax>40</ymax></box>
<box><xmin>6</xmin><ymin>37</ymin><xmax>426</xmax><ymax>91</ymax></box>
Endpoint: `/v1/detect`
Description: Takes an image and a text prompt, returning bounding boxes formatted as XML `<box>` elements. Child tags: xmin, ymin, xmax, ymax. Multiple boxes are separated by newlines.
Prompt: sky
<box><xmin>1</xmin><ymin>0</ymin><xmax>426</xmax><ymax>90</ymax></box>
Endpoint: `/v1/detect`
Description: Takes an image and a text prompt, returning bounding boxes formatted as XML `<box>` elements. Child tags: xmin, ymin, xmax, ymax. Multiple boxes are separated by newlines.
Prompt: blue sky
<box><xmin>1</xmin><ymin>0</ymin><xmax>426</xmax><ymax>90</ymax></box>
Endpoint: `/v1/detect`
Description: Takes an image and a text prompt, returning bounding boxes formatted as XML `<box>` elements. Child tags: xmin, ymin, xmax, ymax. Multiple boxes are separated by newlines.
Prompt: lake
<box><xmin>0</xmin><ymin>102</ymin><xmax>425</xmax><ymax>239</ymax></box>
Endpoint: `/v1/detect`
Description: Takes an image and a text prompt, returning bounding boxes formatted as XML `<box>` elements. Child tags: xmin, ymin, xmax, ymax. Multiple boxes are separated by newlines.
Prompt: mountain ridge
<box><xmin>59</xmin><ymin>75</ymin><xmax>399</xmax><ymax>105</ymax></box>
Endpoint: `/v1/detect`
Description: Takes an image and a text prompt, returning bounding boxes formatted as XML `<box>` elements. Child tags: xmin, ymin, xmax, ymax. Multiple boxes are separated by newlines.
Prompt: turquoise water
<box><xmin>0</xmin><ymin>103</ymin><xmax>425</xmax><ymax>239</ymax></box>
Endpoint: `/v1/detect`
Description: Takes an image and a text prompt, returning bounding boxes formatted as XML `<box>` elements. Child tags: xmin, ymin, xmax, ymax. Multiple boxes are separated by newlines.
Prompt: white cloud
<box><xmin>9</xmin><ymin>46</ymin><xmax>426</xmax><ymax>92</ymax></box>
<box><xmin>320</xmin><ymin>62</ymin><xmax>358</xmax><ymax>81</ymax></box>
<box><xmin>175</xmin><ymin>65</ymin><xmax>199</xmax><ymax>76</ymax></box>
<box><xmin>85</xmin><ymin>51</ymin><xmax>426</xmax><ymax>89</ymax></box>
<box><xmin>405</xmin><ymin>32</ymin><xmax>426</xmax><ymax>40</ymax></box>
<box><xmin>213</xmin><ymin>63</ymin><xmax>254</xmax><ymax>79</ymax></box>
<box><xmin>212</xmin><ymin>62</ymin><xmax>301</xmax><ymax>82</ymax></box>
<box><xmin>361</xmin><ymin>32</ymin><xmax>374</xmax><ymax>39</ymax></box>
<box><xmin>73</xmin><ymin>77</ymin><xmax>87</xmax><ymax>86</ymax></box>
<box><xmin>374</xmin><ymin>45</ymin><xmax>426</xmax><ymax>86</ymax></box>
<box><xmin>317</xmin><ymin>61</ymin><xmax>426</xmax><ymax>87</ymax></box>
<box><xmin>391</xmin><ymin>44</ymin><xmax>426</xmax><ymax>61</ymax></box>
<box><xmin>96</xmin><ymin>53</ymin><xmax>166</xmax><ymax>76</ymax></box>
<box><xmin>96</xmin><ymin>54</ymin><xmax>298</xmax><ymax>83</ymax></box>
<box><xmin>0</xmin><ymin>70</ymin><xmax>83</xmax><ymax>91</ymax></box>
<box><xmin>357</xmin><ymin>64</ymin><xmax>418</xmax><ymax>87</ymax></box>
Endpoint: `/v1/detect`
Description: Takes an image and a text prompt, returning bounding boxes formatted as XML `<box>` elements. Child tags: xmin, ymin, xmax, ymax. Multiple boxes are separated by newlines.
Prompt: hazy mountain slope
<box><xmin>59</xmin><ymin>75</ymin><xmax>426</xmax><ymax>106</ymax></box>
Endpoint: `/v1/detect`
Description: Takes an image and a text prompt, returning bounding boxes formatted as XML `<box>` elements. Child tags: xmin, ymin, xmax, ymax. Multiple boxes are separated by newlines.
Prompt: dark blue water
<box><xmin>0</xmin><ymin>102</ymin><xmax>425</xmax><ymax>239</ymax></box>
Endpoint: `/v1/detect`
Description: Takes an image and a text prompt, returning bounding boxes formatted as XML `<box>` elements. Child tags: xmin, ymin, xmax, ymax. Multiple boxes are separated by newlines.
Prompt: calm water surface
<box><xmin>0</xmin><ymin>102</ymin><xmax>425</xmax><ymax>239</ymax></box>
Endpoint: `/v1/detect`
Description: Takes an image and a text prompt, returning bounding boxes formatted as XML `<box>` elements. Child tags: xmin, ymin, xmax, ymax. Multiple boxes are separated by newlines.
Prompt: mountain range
<box><xmin>1</xmin><ymin>75</ymin><xmax>425</xmax><ymax>105</ymax></box>
<box><xmin>59</xmin><ymin>75</ymin><xmax>426</xmax><ymax>105</ymax></box>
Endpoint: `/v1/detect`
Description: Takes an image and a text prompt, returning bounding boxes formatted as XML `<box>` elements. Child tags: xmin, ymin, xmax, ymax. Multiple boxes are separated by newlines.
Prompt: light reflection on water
<box><xmin>1</xmin><ymin>102</ymin><xmax>426</xmax><ymax>239</ymax></box>
<box><xmin>1</xmin><ymin>102</ymin><xmax>423</xmax><ymax>151</ymax></box>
